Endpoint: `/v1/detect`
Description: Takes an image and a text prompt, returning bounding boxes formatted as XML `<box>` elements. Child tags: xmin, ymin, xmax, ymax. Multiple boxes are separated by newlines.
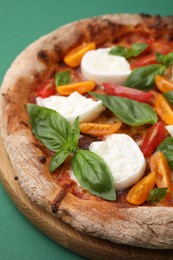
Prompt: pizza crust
<box><xmin>1</xmin><ymin>14</ymin><xmax>173</xmax><ymax>249</ymax></box>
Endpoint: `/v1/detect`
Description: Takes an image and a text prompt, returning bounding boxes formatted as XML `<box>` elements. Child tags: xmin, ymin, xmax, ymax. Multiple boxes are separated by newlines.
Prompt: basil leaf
<box><xmin>109</xmin><ymin>43</ymin><xmax>148</xmax><ymax>58</ymax></box>
<box><xmin>50</xmin><ymin>148</ymin><xmax>70</xmax><ymax>173</ymax></box>
<box><xmin>157</xmin><ymin>137</ymin><xmax>173</xmax><ymax>169</ymax></box>
<box><xmin>147</xmin><ymin>188</ymin><xmax>167</xmax><ymax>204</ymax></box>
<box><xmin>128</xmin><ymin>43</ymin><xmax>148</xmax><ymax>57</ymax></box>
<box><xmin>72</xmin><ymin>149</ymin><xmax>116</xmax><ymax>201</ymax></box>
<box><xmin>125</xmin><ymin>64</ymin><xmax>166</xmax><ymax>90</ymax></box>
<box><xmin>89</xmin><ymin>92</ymin><xmax>157</xmax><ymax>126</ymax></box>
<box><xmin>55</xmin><ymin>71</ymin><xmax>71</xmax><ymax>86</ymax></box>
<box><xmin>27</xmin><ymin>104</ymin><xmax>72</xmax><ymax>152</ymax></box>
<box><xmin>68</xmin><ymin>117</ymin><xmax>80</xmax><ymax>151</ymax></box>
<box><xmin>163</xmin><ymin>91</ymin><xmax>173</xmax><ymax>105</ymax></box>
<box><xmin>109</xmin><ymin>46</ymin><xmax>129</xmax><ymax>57</ymax></box>
<box><xmin>156</xmin><ymin>52</ymin><xmax>173</xmax><ymax>67</ymax></box>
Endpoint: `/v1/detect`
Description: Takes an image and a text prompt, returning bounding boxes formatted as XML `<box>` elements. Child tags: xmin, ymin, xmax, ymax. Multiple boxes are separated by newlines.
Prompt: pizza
<box><xmin>1</xmin><ymin>13</ymin><xmax>173</xmax><ymax>250</ymax></box>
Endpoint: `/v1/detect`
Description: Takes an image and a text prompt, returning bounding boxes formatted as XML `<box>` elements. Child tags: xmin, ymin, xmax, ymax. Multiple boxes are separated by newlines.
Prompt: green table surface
<box><xmin>0</xmin><ymin>1</ymin><xmax>173</xmax><ymax>259</ymax></box>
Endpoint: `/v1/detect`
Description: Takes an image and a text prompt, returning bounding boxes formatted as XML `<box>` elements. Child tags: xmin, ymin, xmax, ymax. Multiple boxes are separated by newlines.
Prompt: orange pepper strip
<box><xmin>155</xmin><ymin>93</ymin><xmax>173</xmax><ymax>124</ymax></box>
<box><xmin>63</xmin><ymin>42</ymin><xmax>96</xmax><ymax>68</ymax></box>
<box><xmin>80</xmin><ymin>122</ymin><xmax>122</xmax><ymax>137</ymax></box>
<box><xmin>150</xmin><ymin>151</ymin><xmax>172</xmax><ymax>192</ymax></box>
<box><xmin>56</xmin><ymin>80</ymin><xmax>96</xmax><ymax>96</ymax></box>
<box><xmin>155</xmin><ymin>75</ymin><xmax>173</xmax><ymax>93</ymax></box>
<box><xmin>126</xmin><ymin>172</ymin><xmax>156</xmax><ymax>206</ymax></box>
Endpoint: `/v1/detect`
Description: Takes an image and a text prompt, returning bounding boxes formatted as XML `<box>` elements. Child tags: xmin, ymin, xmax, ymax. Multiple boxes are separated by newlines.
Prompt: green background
<box><xmin>0</xmin><ymin>0</ymin><xmax>173</xmax><ymax>259</ymax></box>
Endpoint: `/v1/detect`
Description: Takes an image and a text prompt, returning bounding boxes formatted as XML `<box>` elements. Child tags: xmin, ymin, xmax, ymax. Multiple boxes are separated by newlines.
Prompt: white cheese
<box><xmin>81</xmin><ymin>48</ymin><xmax>131</xmax><ymax>85</ymax></box>
<box><xmin>36</xmin><ymin>91</ymin><xmax>105</xmax><ymax>123</ymax></box>
<box><xmin>166</xmin><ymin>125</ymin><xmax>173</xmax><ymax>136</ymax></box>
<box><xmin>89</xmin><ymin>134</ymin><xmax>146</xmax><ymax>191</ymax></box>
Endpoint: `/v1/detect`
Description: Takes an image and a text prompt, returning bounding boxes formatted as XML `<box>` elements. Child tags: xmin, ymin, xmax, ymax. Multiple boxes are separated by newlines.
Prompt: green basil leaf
<box><xmin>89</xmin><ymin>92</ymin><xmax>157</xmax><ymax>126</ymax></box>
<box><xmin>125</xmin><ymin>64</ymin><xmax>166</xmax><ymax>90</ymax></box>
<box><xmin>55</xmin><ymin>71</ymin><xmax>71</xmax><ymax>86</ymax></box>
<box><xmin>50</xmin><ymin>148</ymin><xmax>70</xmax><ymax>173</ymax></box>
<box><xmin>128</xmin><ymin>43</ymin><xmax>148</xmax><ymax>57</ymax></box>
<box><xmin>109</xmin><ymin>46</ymin><xmax>129</xmax><ymax>57</ymax></box>
<box><xmin>147</xmin><ymin>188</ymin><xmax>167</xmax><ymax>204</ymax></box>
<box><xmin>68</xmin><ymin>117</ymin><xmax>80</xmax><ymax>151</ymax></box>
<box><xmin>109</xmin><ymin>43</ymin><xmax>148</xmax><ymax>58</ymax></box>
<box><xmin>27</xmin><ymin>104</ymin><xmax>72</xmax><ymax>152</ymax></box>
<box><xmin>72</xmin><ymin>149</ymin><xmax>116</xmax><ymax>201</ymax></box>
<box><xmin>157</xmin><ymin>137</ymin><xmax>173</xmax><ymax>169</ymax></box>
<box><xmin>156</xmin><ymin>52</ymin><xmax>173</xmax><ymax>67</ymax></box>
<box><xmin>163</xmin><ymin>90</ymin><xmax>173</xmax><ymax>105</ymax></box>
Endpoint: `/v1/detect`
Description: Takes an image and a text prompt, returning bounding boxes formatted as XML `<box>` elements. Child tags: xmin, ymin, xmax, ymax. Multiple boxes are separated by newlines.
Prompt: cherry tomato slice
<box><xmin>126</xmin><ymin>172</ymin><xmax>156</xmax><ymax>206</ymax></box>
<box><xmin>140</xmin><ymin>121</ymin><xmax>167</xmax><ymax>157</ymax></box>
<box><xmin>150</xmin><ymin>151</ymin><xmax>172</xmax><ymax>192</ymax></box>
<box><xmin>103</xmin><ymin>83</ymin><xmax>152</xmax><ymax>103</ymax></box>
<box><xmin>130</xmin><ymin>53</ymin><xmax>157</xmax><ymax>69</ymax></box>
<box><xmin>37</xmin><ymin>78</ymin><xmax>56</xmax><ymax>98</ymax></box>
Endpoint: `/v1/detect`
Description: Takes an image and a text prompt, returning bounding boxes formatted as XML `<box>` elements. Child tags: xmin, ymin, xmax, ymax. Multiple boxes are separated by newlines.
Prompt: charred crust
<box><xmin>54</xmin><ymin>44</ymin><xmax>64</xmax><ymax>60</ymax></box>
<box><xmin>1</xmin><ymin>93</ymin><xmax>5</xmax><ymax>96</ymax></box>
<box><xmin>14</xmin><ymin>176</ymin><xmax>18</xmax><ymax>180</ymax></box>
<box><xmin>51</xmin><ymin>189</ymin><xmax>66</xmax><ymax>213</ymax></box>
<box><xmin>39</xmin><ymin>155</ymin><xmax>46</xmax><ymax>163</ymax></box>
<box><xmin>19</xmin><ymin>120</ymin><xmax>29</xmax><ymax>128</ymax></box>
<box><xmin>37</xmin><ymin>50</ymin><xmax>49</xmax><ymax>63</ymax></box>
<box><xmin>140</xmin><ymin>13</ymin><xmax>152</xmax><ymax>18</ymax></box>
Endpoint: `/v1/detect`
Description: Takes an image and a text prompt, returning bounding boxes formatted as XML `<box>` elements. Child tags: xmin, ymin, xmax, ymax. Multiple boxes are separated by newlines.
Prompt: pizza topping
<box><xmin>79</xmin><ymin>122</ymin><xmax>122</xmax><ymax>137</ymax></box>
<box><xmin>90</xmin><ymin>92</ymin><xmax>157</xmax><ymax>126</ymax></box>
<box><xmin>72</xmin><ymin>149</ymin><xmax>116</xmax><ymax>201</ymax></box>
<box><xmin>125</xmin><ymin>64</ymin><xmax>166</xmax><ymax>91</ymax></box>
<box><xmin>81</xmin><ymin>47</ymin><xmax>131</xmax><ymax>85</ymax></box>
<box><xmin>36</xmin><ymin>91</ymin><xmax>105</xmax><ymax>123</ymax></box>
<box><xmin>155</xmin><ymin>75</ymin><xmax>173</xmax><ymax>93</ymax></box>
<box><xmin>55</xmin><ymin>71</ymin><xmax>71</xmax><ymax>86</ymax></box>
<box><xmin>157</xmin><ymin>137</ymin><xmax>173</xmax><ymax>170</ymax></box>
<box><xmin>27</xmin><ymin>104</ymin><xmax>116</xmax><ymax>201</ymax></box>
<box><xmin>164</xmin><ymin>90</ymin><xmax>173</xmax><ymax>105</ymax></box>
<box><xmin>140</xmin><ymin>121</ymin><xmax>167</xmax><ymax>157</ymax></box>
<box><xmin>150</xmin><ymin>151</ymin><xmax>172</xmax><ymax>192</ymax></box>
<box><xmin>37</xmin><ymin>78</ymin><xmax>56</xmax><ymax>98</ymax></box>
<box><xmin>147</xmin><ymin>187</ymin><xmax>168</xmax><ymax>204</ymax></box>
<box><xmin>63</xmin><ymin>42</ymin><xmax>96</xmax><ymax>68</ymax></box>
<box><xmin>155</xmin><ymin>51</ymin><xmax>173</xmax><ymax>68</ymax></box>
<box><xmin>126</xmin><ymin>171</ymin><xmax>156</xmax><ymax>206</ymax></box>
<box><xmin>103</xmin><ymin>83</ymin><xmax>153</xmax><ymax>103</ymax></box>
<box><xmin>154</xmin><ymin>93</ymin><xmax>173</xmax><ymax>124</ymax></box>
<box><xmin>109</xmin><ymin>42</ymin><xmax>148</xmax><ymax>59</ymax></box>
<box><xmin>130</xmin><ymin>53</ymin><xmax>157</xmax><ymax>69</ymax></box>
<box><xmin>56</xmin><ymin>80</ymin><xmax>96</xmax><ymax>96</ymax></box>
<box><xmin>89</xmin><ymin>134</ymin><xmax>146</xmax><ymax>191</ymax></box>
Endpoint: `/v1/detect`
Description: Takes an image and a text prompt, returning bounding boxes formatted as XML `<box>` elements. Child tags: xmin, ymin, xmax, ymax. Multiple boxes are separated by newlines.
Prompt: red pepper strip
<box><xmin>140</xmin><ymin>121</ymin><xmax>167</xmax><ymax>157</ymax></box>
<box><xmin>130</xmin><ymin>53</ymin><xmax>157</xmax><ymax>69</ymax></box>
<box><xmin>103</xmin><ymin>83</ymin><xmax>152</xmax><ymax>103</ymax></box>
<box><xmin>37</xmin><ymin>78</ymin><xmax>56</xmax><ymax>98</ymax></box>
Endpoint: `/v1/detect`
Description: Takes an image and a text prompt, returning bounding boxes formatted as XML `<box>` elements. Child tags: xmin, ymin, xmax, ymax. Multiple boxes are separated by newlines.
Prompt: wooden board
<box><xmin>0</xmin><ymin>137</ymin><xmax>173</xmax><ymax>260</ymax></box>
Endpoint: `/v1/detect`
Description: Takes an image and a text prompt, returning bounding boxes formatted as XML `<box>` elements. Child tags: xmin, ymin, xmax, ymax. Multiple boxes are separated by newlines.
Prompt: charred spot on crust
<box><xmin>54</xmin><ymin>44</ymin><xmax>64</xmax><ymax>60</ymax></box>
<box><xmin>19</xmin><ymin>120</ymin><xmax>29</xmax><ymax>128</ymax></box>
<box><xmin>37</xmin><ymin>50</ymin><xmax>49</xmax><ymax>62</ymax></box>
<box><xmin>14</xmin><ymin>176</ymin><xmax>18</xmax><ymax>180</ymax></box>
<box><xmin>51</xmin><ymin>189</ymin><xmax>66</xmax><ymax>213</ymax></box>
<box><xmin>140</xmin><ymin>13</ymin><xmax>152</xmax><ymax>18</ymax></box>
<box><xmin>39</xmin><ymin>155</ymin><xmax>46</xmax><ymax>163</ymax></box>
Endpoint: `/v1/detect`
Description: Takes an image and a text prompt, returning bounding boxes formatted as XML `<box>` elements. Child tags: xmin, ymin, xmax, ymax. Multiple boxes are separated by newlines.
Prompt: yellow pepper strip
<box><xmin>63</xmin><ymin>42</ymin><xmax>96</xmax><ymax>68</ymax></box>
<box><xmin>80</xmin><ymin>122</ymin><xmax>122</xmax><ymax>137</ymax></box>
<box><xmin>150</xmin><ymin>151</ymin><xmax>172</xmax><ymax>192</ymax></box>
<box><xmin>56</xmin><ymin>80</ymin><xmax>96</xmax><ymax>96</ymax></box>
<box><xmin>126</xmin><ymin>172</ymin><xmax>156</xmax><ymax>206</ymax></box>
<box><xmin>155</xmin><ymin>75</ymin><xmax>173</xmax><ymax>93</ymax></box>
<box><xmin>155</xmin><ymin>93</ymin><xmax>173</xmax><ymax>124</ymax></box>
